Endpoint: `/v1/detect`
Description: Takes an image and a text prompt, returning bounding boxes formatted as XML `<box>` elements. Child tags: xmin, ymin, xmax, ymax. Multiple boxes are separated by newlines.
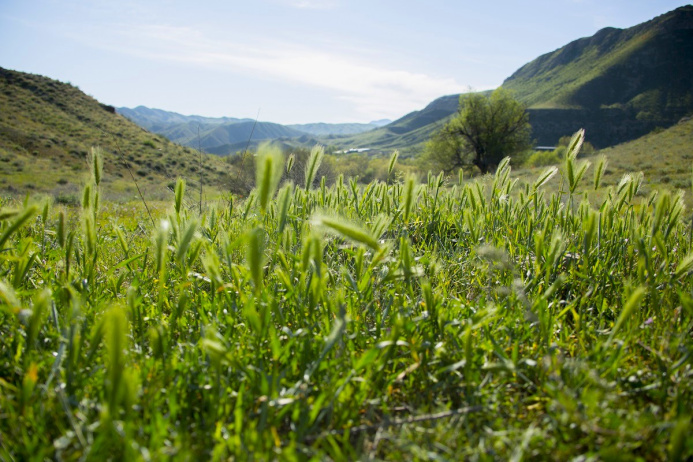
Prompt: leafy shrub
<box><xmin>54</xmin><ymin>192</ymin><xmax>79</xmax><ymax>205</ymax></box>
<box><xmin>525</xmin><ymin>150</ymin><xmax>560</xmax><ymax>167</ymax></box>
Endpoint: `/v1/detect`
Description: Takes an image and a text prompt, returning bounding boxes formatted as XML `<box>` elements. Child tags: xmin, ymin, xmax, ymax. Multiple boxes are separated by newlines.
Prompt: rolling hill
<box><xmin>118</xmin><ymin>107</ymin><xmax>312</xmax><ymax>156</ymax></box>
<box><xmin>162</xmin><ymin>120</ymin><xmax>309</xmax><ymax>152</ymax></box>
<box><xmin>0</xmin><ymin>67</ymin><xmax>243</xmax><ymax>199</ymax></box>
<box><xmin>333</xmin><ymin>94</ymin><xmax>461</xmax><ymax>155</ymax></box>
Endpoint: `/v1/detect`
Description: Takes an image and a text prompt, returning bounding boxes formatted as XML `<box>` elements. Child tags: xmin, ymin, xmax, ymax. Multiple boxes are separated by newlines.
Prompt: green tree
<box><xmin>425</xmin><ymin>88</ymin><xmax>532</xmax><ymax>174</ymax></box>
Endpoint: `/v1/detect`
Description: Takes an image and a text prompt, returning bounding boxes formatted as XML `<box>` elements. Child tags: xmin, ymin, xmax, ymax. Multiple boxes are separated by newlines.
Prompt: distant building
<box><xmin>335</xmin><ymin>148</ymin><xmax>372</xmax><ymax>154</ymax></box>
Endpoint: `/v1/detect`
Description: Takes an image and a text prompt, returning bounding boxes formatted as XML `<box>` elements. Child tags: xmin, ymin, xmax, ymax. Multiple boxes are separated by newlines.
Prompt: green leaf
<box><xmin>312</xmin><ymin>214</ymin><xmax>380</xmax><ymax>251</ymax></box>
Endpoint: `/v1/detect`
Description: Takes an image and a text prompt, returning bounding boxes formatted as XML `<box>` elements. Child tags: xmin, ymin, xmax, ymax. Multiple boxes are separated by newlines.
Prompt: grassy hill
<box><xmin>0</xmin><ymin>67</ymin><xmax>243</xmax><ymax>200</ymax></box>
<box><xmin>341</xmin><ymin>5</ymin><xmax>693</xmax><ymax>153</ymax></box>
<box><xmin>163</xmin><ymin>120</ymin><xmax>309</xmax><ymax>154</ymax></box>
<box><xmin>595</xmin><ymin>116</ymin><xmax>693</xmax><ymax>195</ymax></box>
<box><xmin>333</xmin><ymin>94</ymin><xmax>461</xmax><ymax>155</ymax></box>
<box><xmin>503</xmin><ymin>5</ymin><xmax>693</xmax><ymax>147</ymax></box>
<box><xmin>509</xmin><ymin>116</ymin><xmax>693</xmax><ymax>206</ymax></box>
<box><xmin>504</xmin><ymin>6</ymin><xmax>693</xmax><ymax>113</ymax></box>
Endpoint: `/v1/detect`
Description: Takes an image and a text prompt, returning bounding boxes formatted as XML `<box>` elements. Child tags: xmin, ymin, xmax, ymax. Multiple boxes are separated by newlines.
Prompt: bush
<box><xmin>54</xmin><ymin>193</ymin><xmax>79</xmax><ymax>206</ymax></box>
<box><xmin>524</xmin><ymin>150</ymin><xmax>561</xmax><ymax>167</ymax></box>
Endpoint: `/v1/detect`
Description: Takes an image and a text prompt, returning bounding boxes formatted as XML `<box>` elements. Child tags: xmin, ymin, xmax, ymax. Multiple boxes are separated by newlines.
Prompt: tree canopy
<box><xmin>425</xmin><ymin>88</ymin><xmax>532</xmax><ymax>174</ymax></box>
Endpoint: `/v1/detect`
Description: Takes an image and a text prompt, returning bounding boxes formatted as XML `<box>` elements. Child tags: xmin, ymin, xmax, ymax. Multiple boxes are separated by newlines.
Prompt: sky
<box><xmin>0</xmin><ymin>1</ymin><xmax>690</xmax><ymax>124</ymax></box>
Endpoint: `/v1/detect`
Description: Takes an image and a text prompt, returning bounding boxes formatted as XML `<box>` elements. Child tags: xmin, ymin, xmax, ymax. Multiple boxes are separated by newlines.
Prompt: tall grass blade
<box><xmin>255</xmin><ymin>143</ymin><xmax>284</xmax><ymax>212</ymax></box>
<box><xmin>594</xmin><ymin>156</ymin><xmax>607</xmax><ymax>190</ymax></box>
<box><xmin>402</xmin><ymin>174</ymin><xmax>416</xmax><ymax>223</ymax></box>
<box><xmin>276</xmin><ymin>183</ymin><xmax>293</xmax><ymax>234</ymax></box>
<box><xmin>533</xmin><ymin>166</ymin><xmax>558</xmax><ymax>190</ymax></box>
<box><xmin>566</xmin><ymin>128</ymin><xmax>585</xmax><ymax>161</ymax></box>
<box><xmin>608</xmin><ymin>287</ymin><xmax>646</xmax><ymax>344</ymax></box>
<box><xmin>104</xmin><ymin>306</ymin><xmax>129</xmax><ymax>417</ymax></box>
<box><xmin>0</xmin><ymin>205</ymin><xmax>37</xmax><ymax>251</ymax></box>
<box><xmin>387</xmin><ymin>150</ymin><xmax>399</xmax><ymax>178</ymax></box>
<box><xmin>175</xmin><ymin>178</ymin><xmax>185</xmax><ymax>216</ymax></box>
<box><xmin>91</xmin><ymin>147</ymin><xmax>103</xmax><ymax>186</ymax></box>
<box><xmin>304</xmin><ymin>144</ymin><xmax>325</xmax><ymax>191</ymax></box>
<box><xmin>246</xmin><ymin>227</ymin><xmax>265</xmax><ymax>294</ymax></box>
<box><xmin>312</xmin><ymin>214</ymin><xmax>380</xmax><ymax>251</ymax></box>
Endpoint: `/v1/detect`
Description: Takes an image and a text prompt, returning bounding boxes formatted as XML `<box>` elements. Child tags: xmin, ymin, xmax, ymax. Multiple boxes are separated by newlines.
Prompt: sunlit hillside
<box><xmin>0</xmin><ymin>68</ymin><xmax>242</xmax><ymax>201</ymax></box>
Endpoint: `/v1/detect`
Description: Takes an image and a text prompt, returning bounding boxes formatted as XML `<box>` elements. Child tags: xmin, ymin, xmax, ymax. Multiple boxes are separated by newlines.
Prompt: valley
<box><xmin>1</xmin><ymin>4</ymin><xmax>692</xmax><ymax>461</ymax></box>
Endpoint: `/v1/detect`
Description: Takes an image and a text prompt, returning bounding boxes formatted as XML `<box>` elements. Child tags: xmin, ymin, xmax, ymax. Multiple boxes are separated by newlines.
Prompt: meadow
<box><xmin>1</xmin><ymin>133</ymin><xmax>692</xmax><ymax>460</ymax></box>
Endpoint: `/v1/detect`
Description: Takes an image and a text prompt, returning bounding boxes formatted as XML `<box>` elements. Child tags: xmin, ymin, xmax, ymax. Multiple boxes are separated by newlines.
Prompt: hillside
<box><xmin>341</xmin><ymin>5</ymin><xmax>693</xmax><ymax>153</ymax></box>
<box><xmin>166</xmin><ymin>120</ymin><xmax>309</xmax><ymax>153</ymax></box>
<box><xmin>595</xmin><ymin>115</ymin><xmax>693</xmax><ymax>194</ymax></box>
<box><xmin>503</xmin><ymin>5</ymin><xmax>693</xmax><ymax>146</ymax></box>
<box><xmin>334</xmin><ymin>94</ymin><xmax>461</xmax><ymax>155</ymax></box>
<box><xmin>118</xmin><ymin>107</ymin><xmax>311</xmax><ymax>155</ymax></box>
<box><xmin>504</xmin><ymin>6</ymin><xmax>693</xmax><ymax>112</ymax></box>
<box><xmin>0</xmin><ymin>67</ymin><xmax>242</xmax><ymax>200</ymax></box>
<box><xmin>508</xmin><ymin>116</ymin><xmax>693</xmax><ymax>206</ymax></box>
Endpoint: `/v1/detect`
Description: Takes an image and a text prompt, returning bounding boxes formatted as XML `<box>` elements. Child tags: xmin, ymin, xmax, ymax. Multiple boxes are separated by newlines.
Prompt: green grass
<box><xmin>510</xmin><ymin>118</ymin><xmax>693</xmax><ymax>208</ymax></box>
<box><xmin>1</xmin><ymin>135</ymin><xmax>692</xmax><ymax>459</ymax></box>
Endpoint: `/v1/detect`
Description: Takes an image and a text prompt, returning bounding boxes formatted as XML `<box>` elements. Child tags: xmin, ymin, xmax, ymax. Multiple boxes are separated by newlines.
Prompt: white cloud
<box><xmin>81</xmin><ymin>23</ymin><xmax>465</xmax><ymax>119</ymax></box>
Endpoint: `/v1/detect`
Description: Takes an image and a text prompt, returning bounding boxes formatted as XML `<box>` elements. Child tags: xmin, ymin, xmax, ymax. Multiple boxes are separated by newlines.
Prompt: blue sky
<box><xmin>1</xmin><ymin>0</ymin><xmax>689</xmax><ymax>124</ymax></box>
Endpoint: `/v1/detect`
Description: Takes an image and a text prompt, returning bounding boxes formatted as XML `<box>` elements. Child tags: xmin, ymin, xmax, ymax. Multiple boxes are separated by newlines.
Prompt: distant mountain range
<box><xmin>117</xmin><ymin>106</ymin><xmax>390</xmax><ymax>155</ymax></box>
<box><xmin>288</xmin><ymin>120</ymin><xmax>391</xmax><ymax>136</ymax></box>
<box><xmin>116</xmin><ymin>106</ymin><xmax>253</xmax><ymax>131</ymax></box>
<box><xmin>123</xmin><ymin>5</ymin><xmax>693</xmax><ymax>155</ymax></box>
<box><xmin>2</xmin><ymin>4</ymin><xmax>692</xmax><ymax>185</ymax></box>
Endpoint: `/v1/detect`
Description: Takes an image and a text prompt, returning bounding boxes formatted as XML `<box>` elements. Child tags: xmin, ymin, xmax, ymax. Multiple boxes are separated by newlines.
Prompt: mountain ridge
<box><xmin>339</xmin><ymin>5</ymin><xmax>693</xmax><ymax>152</ymax></box>
<box><xmin>503</xmin><ymin>4</ymin><xmax>693</xmax><ymax>113</ymax></box>
<box><xmin>117</xmin><ymin>106</ymin><xmax>387</xmax><ymax>151</ymax></box>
